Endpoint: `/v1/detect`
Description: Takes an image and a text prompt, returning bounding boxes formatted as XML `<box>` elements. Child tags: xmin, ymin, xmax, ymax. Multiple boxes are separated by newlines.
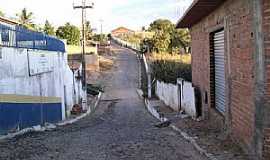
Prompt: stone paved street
<box><xmin>0</xmin><ymin>45</ymin><xmax>207</xmax><ymax>160</ymax></box>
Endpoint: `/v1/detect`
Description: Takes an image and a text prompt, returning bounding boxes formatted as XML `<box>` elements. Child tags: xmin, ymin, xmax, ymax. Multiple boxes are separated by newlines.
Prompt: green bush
<box><xmin>151</xmin><ymin>60</ymin><xmax>191</xmax><ymax>84</ymax></box>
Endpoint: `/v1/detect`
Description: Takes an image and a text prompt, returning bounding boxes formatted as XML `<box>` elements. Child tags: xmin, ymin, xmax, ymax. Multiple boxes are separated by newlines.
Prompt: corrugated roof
<box><xmin>176</xmin><ymin>0</ymin><xmax>226</xmax><ymax>28</ymax></box>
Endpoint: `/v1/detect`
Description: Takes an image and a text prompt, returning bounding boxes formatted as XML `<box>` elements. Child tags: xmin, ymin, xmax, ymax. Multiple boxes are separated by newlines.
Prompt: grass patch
<box><xmin>67</xmin><ymin>45</ymin><xmax>97</xmax><ymax>55</ymax></box>
<box><xmin>99</xmin><ymin>56</ymin><xmax>114</xmax><ymax>71</ymax></box>
<box><xmin>147</xmin><ymin>52</ymin><xmax>191</xmax><ymax>64</ymax></box>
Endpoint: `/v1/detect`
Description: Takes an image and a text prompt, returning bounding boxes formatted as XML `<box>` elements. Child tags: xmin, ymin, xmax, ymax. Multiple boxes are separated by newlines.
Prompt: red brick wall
<box><xmin>262</xmin><ymin>0</ymin><xmax>270</xmax><ymax>159</ymax></box>
<box><xmin>190</xmin><ymin>0</ymin><xmax>255</xmax><ymax>152</ymax></box>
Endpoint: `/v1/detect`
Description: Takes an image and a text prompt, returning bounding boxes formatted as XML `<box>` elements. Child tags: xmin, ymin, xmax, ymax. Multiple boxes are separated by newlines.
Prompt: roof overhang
<box><xmin>176</xmin><ymin>0</ymin><xmax>226</xmax><ymax>28</ymax></box>
<box><xmin>0</xmin><ymin>16</ymin><xmax>18</xmax><ymax>25</ymax></box>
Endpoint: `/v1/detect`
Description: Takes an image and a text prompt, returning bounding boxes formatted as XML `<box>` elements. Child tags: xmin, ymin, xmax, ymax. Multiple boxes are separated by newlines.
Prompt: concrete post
<box><xmin>82</xmin><ymin>90</ymin><xmax>88</xmax><ymax>111</ymax></box>
<box><xmin>147</xmin><ymin>73</ymin><xmax>151</xmax><ymax>99</ymax></box>
<box><xmin>252</xmin><ymin>0</ymin><xmax>266</xmax><ymax>159</ymax></box>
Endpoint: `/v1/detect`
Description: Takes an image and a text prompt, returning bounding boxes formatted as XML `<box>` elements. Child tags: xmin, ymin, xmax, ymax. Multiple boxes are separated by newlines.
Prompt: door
<box><xmin>214</xmin><ymin>30</ymin><xmax>226</xmax><ymax>114</ymax></box>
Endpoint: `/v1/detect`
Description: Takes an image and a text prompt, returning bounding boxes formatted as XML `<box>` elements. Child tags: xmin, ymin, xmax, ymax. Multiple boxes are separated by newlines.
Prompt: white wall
<box><xmin>0</xmin><ymin>47</ymin><xmax>85</xmax><ymax>119</ymax></box>
<box><xmin>178</xmin><ymin>80</ymin><xmax>197</xmax><ymax>118</ymax></box>
<box><xmin>0</xmin><ymin>48</ymin><xmax>60</xmax><ymax>97</ymax></box>
<box><xmin>156</xmin><ymin>80</ymin><xmax>180</xmax><ymax>111</ymax></box>
<box><xmin>155</xmin><ymin>80</ymin><xmax>197</xmax><ymax>118</ymax></box>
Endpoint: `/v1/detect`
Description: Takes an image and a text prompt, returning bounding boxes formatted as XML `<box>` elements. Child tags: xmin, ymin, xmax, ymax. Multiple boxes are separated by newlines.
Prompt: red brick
<box><xmin>190</xmin><ymin>0</ymin><xmax>256</xmax><ymax>154</ymax></box>
<box><xmin>189</xmin><ymin>0</ymin><xmax>270</xmax><ymax>157</ymax></box>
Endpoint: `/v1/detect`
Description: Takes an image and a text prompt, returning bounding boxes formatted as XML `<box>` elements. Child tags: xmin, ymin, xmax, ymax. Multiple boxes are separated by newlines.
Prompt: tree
<box><xmin>0</xmin><ymin>10</ymin><xmax>5</xmax><ymax>17</ymax></box>
<box><xmin>142</xmin><ymin>26</ymin><xmax>146</xmax><ymax>31</ymax></box>
<box><xmin>43</xmin><ymin>20</ymin><xmax>55</xmax><ymax>36</ymax></box>
<box><xmin>148</xmin><ymin>19</ymin><xmax>175</xmax><ymax>53</ymax></box>
<box><xmin>149</xmin><ymin>19</ymin><xmax>175</xmax><ymax>32</ymax></box>
<box><xmin>171</xmin><ymin>29</ymin><xmax>191</xmax><ymax>53</ymax></box>
<box><xmin>85</xmin><ymin>21</ymin><xmax>93</xmax><ymax>40</ymax></box>
<box><xmin>142</xmin><ymin>19</ymin><xmax>191</xmax><ymax>54</ymax></box>
<box><xmin>56</xmin><ymin>23</ymin><xmax>80</xmax><ymax>45</ymax></box>
<box><xmin>16</xmin><ymin>8</ymin><xmax>35</xmax><ymax>30</ymax></box>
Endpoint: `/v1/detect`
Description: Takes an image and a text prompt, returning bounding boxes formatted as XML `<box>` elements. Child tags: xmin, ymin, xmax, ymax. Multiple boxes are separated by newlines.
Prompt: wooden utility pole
<box><xmin>99</xmin><ymin>19</ymin><xmax>103</xmax><ymax>35</ymax></box>
<box><xmin>73</xmin><ymin>0</ymin><xmax>94</xmax><ymax>90</ymax></box>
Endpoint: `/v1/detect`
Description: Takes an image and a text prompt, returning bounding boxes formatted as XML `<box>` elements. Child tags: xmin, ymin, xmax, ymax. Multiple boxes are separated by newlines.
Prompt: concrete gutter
<box><xmin>0</xmin><ymin>92</ymin><xmax>102</xmax><ymax>141</ymax></box>
<box><xmin>140</xmin><ymin>93</ymin><xmax>218</xmax><ymax>160</ymax></box>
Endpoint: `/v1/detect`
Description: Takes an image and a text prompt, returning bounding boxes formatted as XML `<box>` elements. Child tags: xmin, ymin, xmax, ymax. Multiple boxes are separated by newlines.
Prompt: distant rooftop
<box><xmin>111</xmin><ymin>27</ymin><xmax>135</xmax><ymax>33</ymax></box>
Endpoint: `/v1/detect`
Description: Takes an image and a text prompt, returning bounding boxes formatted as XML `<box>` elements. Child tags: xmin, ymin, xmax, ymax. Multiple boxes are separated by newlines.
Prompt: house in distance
<box><xmin>111</xmin><ymin>26</ymin><xmax>135</xmax><ymax>37</ymax></box>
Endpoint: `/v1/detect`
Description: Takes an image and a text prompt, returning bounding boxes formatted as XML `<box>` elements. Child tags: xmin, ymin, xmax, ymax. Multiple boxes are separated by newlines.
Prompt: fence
<box><xmin>0</xmin><ymin>24</ymin><xmax>65</xmax><ymax>52</ymax></box>
<box><xmin>111</xmin><ymin>36</ymin><xmax>140</xmax><ymax>51</ymax></box>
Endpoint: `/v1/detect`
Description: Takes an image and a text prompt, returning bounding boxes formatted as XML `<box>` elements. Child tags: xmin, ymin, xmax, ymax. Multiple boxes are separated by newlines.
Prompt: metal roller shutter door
<box><xmin>214</xmin><ymin>30</ymin><xmax>226</xmax><ymax>114</ymax></box>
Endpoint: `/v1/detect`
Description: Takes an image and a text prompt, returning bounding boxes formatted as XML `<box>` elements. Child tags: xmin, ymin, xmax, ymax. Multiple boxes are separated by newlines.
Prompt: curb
<box><xmin>57</xmin><ymin>92</ymin><xmax>102</xmax><ymax>126</ymax></box>
<box><xmin>0</xmin><ymin>92</ymin><xmax>102</xmax><ymax>141</ymax></box>
<box><xmin>136</xmin><ymin>89</ymin><xmax>144</xmax><ymax>100</ymax></box>
<box><xmin>144</xmin><ymin>98</ymin><xmax>218</xmax><ymax>160</ymax></box>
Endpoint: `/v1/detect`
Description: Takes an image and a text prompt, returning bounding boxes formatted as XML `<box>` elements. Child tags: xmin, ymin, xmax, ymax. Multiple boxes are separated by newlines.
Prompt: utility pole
<box><xmin>99</xmin><ymin>19</ymin><xmax>104</xmax><ymax>43</ymax></box>
<box><xmin>73</xmin><ymin>0</ymin><xmax>94</xmax><ymax>90</ymax></box>
<box><xmin>99</xmin><ymin>19</ymin><xmax>103</xmax><ymax>35</ymax></box>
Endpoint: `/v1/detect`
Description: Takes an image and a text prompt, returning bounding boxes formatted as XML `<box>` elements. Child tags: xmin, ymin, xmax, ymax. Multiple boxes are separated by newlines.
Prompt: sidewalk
<box><xmin>144</xmin><ymin>97</ymin><xmax>251</xmax><ymax>160</ymax></box>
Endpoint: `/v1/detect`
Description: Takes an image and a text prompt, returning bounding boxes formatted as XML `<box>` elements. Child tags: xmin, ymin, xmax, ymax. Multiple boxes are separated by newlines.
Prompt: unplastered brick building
<box><xmin>176</xmin><ymin>0</ymin><xmax>270</xmax><ymax>159</ymax></box>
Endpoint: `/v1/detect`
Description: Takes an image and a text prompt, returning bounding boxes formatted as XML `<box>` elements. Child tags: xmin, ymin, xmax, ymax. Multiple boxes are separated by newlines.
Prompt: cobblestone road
<box><xmin>0</xmin><ymin>45</ymin><xmax>207</xmax><ymax>160</ymax></box>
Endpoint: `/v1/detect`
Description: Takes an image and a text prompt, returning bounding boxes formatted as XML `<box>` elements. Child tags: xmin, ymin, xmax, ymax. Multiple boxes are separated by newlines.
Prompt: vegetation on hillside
<box><xmin>115</xmin><ymin>19</ymin><xmax>191</xmax><ymax>55</ymax></box>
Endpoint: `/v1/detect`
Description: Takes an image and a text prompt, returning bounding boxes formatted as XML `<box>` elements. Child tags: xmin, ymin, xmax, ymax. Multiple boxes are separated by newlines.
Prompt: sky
<box><xmin>0</xmin><ymin>0</ymin><xmax>193</xmax><ymax>33</ymax></box>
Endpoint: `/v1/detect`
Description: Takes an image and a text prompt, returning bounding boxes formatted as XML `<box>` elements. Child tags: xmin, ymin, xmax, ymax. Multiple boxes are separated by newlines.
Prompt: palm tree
<box><xmin>16</xmin><ymin>8</ymin><xmax>35</xmax><ymax>29</ymax></box>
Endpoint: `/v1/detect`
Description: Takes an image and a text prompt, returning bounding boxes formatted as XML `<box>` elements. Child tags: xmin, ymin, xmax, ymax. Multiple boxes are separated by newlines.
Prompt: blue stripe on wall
<box><xmin>0</xmin><ymin>103</ymin><xmax>62</xmax><ymax>135</ymax></box>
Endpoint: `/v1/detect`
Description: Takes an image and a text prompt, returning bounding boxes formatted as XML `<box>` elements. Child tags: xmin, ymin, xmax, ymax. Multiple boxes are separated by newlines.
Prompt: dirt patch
<box><xmin>99</xmin><ymin>56</ymin><xmax>114</xmax><ymax>72</ymax></box>
<box><xmin>86</xmin><ymin>52</ymin><xmax>116</xmax><ymax>84</ymax></box>
<box><xmin>173</xmin><ymin>117</ymin><xmax>251</xmax><ymax>160</ymax></box>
